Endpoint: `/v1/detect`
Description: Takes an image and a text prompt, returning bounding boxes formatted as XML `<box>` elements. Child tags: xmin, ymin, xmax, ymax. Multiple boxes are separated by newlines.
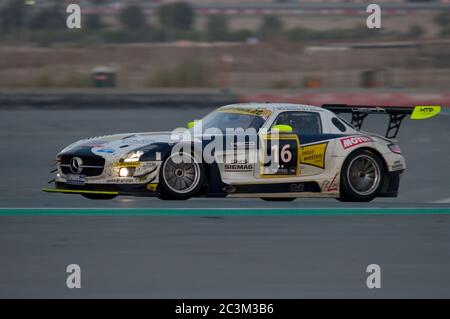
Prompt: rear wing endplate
<box><xmin>321</xmin><ymin>104</ymin><xmax>441</xmax><ymax>139</ymax></box>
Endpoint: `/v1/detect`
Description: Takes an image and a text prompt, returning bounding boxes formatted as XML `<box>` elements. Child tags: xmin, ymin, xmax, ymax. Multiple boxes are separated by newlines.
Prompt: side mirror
<box><xmin>187</xmin><ymin>121</ymin><xmax>196</xmax><ymax>129</ymax></box>
<box><xmin>271</xmin><ymin>124</ymin><xmax>293</xmax><ymax>133</ymax></box>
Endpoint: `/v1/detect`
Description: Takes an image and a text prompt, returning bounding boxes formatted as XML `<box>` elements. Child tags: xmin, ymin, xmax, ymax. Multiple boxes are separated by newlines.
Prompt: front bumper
<box><xmin>55</xmin><ymin>160</ymin><xmax>162</xmax><ymax>185</ymax></box>
<box><xmin>48</xmin><ymin>159</ymin><xmax>163</xmax><ymax>197</ymax></box>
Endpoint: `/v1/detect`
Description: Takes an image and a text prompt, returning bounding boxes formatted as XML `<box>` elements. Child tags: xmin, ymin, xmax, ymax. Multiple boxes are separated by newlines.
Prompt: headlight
<box><xmin>119</xmin><ymin>167</ymin><xmax>132</xmax><ymax>177</ymax></box>
<box><xmin>123</xmin><ymin>150</ymin><xmax>144</xmax><ymax>162</ymax></box>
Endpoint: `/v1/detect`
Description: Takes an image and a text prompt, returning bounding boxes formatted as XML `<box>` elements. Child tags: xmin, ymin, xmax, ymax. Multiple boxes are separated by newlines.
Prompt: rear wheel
<box><xmin>159</xmin><ymin>152</ymin><xmax>204</xmax><ymax>200</ymax></box>
<box><xmin>338</xmin><ymin>149</ymin><xmax>384</xmax><ymax>202</ymax></box>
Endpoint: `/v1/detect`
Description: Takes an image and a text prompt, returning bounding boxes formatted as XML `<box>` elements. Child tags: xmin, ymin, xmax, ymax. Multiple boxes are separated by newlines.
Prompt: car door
<box><xmin>214</xmin><ymin>130</ymin><xmax>259</xmax><ymax>183</ymax></box>
<box><xmin>258</xmin><ymin>110</ymin><xmax>327</xmax><ymax>178</ymax></box>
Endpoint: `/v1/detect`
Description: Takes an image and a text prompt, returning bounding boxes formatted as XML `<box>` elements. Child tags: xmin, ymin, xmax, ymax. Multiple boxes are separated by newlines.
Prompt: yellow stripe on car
<box><xmin>42</xmin><ymin>189</ymin><xmax>119</xmax><ymax>195</ymax></box>
<box><xmin>114</xmin><ymin>162</ymin><xmax>141</xmax><ymax>168</ymax></box>
<box><xmin>217</xmin><ymin>107</ymin><xmax>272</xmax><ymax>119</ymax></box>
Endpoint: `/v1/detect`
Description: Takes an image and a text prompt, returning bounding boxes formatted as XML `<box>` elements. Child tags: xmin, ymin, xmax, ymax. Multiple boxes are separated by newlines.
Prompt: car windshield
<box><xmin>198</xmin><ymin>109</ymin><xmax>269</xmax><ymax>132</ymax></box>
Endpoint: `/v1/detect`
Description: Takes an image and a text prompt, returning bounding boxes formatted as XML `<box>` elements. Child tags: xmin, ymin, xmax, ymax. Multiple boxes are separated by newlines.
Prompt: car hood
<box><xmin>59</xmin><ymin>131</ymin><xmax>174</xmax><ymax>160</ymax></box>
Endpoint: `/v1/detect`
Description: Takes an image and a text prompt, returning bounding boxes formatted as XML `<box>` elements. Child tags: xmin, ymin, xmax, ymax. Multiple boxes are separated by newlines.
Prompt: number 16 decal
<box><xmin>260</xmin><ymin>134</ymin><xmax>300</xmax><ymax>178</ymax></box>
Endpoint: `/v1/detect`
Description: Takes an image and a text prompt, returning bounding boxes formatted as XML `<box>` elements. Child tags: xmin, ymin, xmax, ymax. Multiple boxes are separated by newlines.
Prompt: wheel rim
<box><xmin>346</xmin><ymin>155</ymin><xmax>380</xmax><ymax>196</ymax></box>
<box><xmin>162</xmin><ymin>153</ymin><xmax>201</xmax><ymax>194</ymax></box>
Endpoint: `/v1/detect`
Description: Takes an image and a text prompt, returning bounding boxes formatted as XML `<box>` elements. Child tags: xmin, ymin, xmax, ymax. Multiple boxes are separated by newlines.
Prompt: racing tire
<box><xmin>338</xmin><ymin>149</ymin><xmax>384</xmax><ymax>202</ymax></box>
<box><xmin>261</xmin><ymin>198</ymin><xmax>296</xmax><ymax>202</ymax></box>
<box><xmin>159</xmin><ymin>152</ymin><xmax>205</xmax><ymax>200</ymax></box>
<box><xmin>82</xmin><ymin>194</ymin><xmax>117</xmax><ymax>200</ymax></box>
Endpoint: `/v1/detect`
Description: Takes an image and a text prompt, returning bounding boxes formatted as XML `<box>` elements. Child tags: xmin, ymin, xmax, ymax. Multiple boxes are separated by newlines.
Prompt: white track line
<box><xmin>432</xmin><ymin>197</ymin><xmax>450</xmax><ymax>204</ymax></box>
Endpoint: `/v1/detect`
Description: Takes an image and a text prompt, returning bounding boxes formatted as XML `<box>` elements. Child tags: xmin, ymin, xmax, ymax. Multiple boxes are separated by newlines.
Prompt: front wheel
<box><xmin>159</xmin><ymin>152</ymin><xmax>205</xmax><ymax>200</ymax></box>
<box><xmin>338</xmin><ymin>149</ymin><xmax>384</xmax><ymax>202</ymax></box>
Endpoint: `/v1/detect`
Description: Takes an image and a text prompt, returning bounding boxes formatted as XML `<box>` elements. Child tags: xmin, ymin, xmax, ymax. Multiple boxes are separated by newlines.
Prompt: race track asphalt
<box><xmin>0</xmin><ymin>107</ymin><xmax>449</xmax><ymax>298</ymax></box>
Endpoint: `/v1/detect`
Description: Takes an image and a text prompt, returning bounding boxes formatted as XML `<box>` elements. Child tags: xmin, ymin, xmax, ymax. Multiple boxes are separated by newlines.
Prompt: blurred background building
<box><xmin>0</xmin><ymin>0</ymin><xmax>449</xmax><ymax>91</ymax></box>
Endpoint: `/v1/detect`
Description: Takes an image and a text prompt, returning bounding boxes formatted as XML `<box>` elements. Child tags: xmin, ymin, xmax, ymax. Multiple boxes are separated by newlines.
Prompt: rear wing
<box><xmin>321</xmin><ymin>104</ymin><xmax>441</xmax><ymax>139</ymax></box>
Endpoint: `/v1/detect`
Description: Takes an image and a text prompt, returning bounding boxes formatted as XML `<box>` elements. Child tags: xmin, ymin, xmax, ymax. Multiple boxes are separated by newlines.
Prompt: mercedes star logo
<box><xmin>70</xmin><ymin>157</ymin><xmax>83</xmax><ymax>174</ymax></box>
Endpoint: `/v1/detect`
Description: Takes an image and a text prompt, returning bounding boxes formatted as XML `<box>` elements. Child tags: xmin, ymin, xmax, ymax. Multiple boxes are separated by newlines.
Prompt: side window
<box><xmin>272</xmin><ymin>111</ymin><xmax>322</xmax><ymax>134</ymax></box>
<box><xmin>332</xmin><ymin>117</ymin><xmax>347</xmax><ymax>132</ymax></box>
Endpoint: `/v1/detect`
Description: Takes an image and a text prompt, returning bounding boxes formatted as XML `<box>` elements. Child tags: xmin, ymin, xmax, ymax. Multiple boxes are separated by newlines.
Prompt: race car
<box><xmin>43</xmin><ymin>103</ymin><xmax>440</xmax><ymax>202</ymax></box>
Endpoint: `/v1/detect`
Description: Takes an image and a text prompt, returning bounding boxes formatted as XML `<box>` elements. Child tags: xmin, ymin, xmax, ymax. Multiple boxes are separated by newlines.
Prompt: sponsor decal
<box><xmin>224</xmin><ymin>163</ymin><xmax>254</xmax><ymax>172</ymax></box>
<box><xmin>300</xmin><ymin>142</ymin><xmax>327</xmax><ymax>169</ymax></box>
<box><xmin>137</xmin><ymin>175</ymin><xmax>154</xmax><ymax>182</ymax></box>
<box><xmin>135</xmin><ymin>162</ymin><xmax>158</xmax><ymax>176</ymax></box>
<box><xmin>106</xmin><ymin>178</ymin><xmax>136</xmax><ymax>184</ymax></box>
<box><xmin>80</xmin><ymin>142</ymin><xmax>105</xmax><ymax>148</ymax></box>
<box><xmin>224</xmin><ymin>157</ymin><xmax>248</xmax><ymax>164</ymax></box>
<box><xmin>121</xmin><ymin>138</ymin><xmax>151</xmax><ymax>145</ymax></box>
<box><xmin>142</xmin><ymin>162</ymin><xmax>157</xmax><ymax>168</ymax></box>
<box><xmin>411</xmin><ymin>106</ymin><xmax>441</xmax><ymax>120</ymax></box>
<box><xmin>340</xmin><ymin>136</ymin><xmax>373</xmax><ymax>149</ymax></box>
<box><xmin>66</xmin><ymin>174</ymin><xmax>86</xmax><ymax>186</ymax></box>
<box><xmin>329</xmin><ymin>174</ymin><xmax>339</xmax><ymax>192</ymax></box>
<box><xmin>230</xmin><ymin>141</ymin><xmax>256</xmax><ymax>148</ymax></box>
<box><xmin>391</xmin><ymin>160</ymin><xmax>404</xmax><ymax>171</ymax></box>
<box><xmin>134</xmin><ymin>167</ymin><xmax>158</xmax><ymax>180</ymax></box>
<box><xmin>96</xmin><ymin>148</ymin><xmax>115</xmax><ymax>154</ymax></box>
<box><xmin>114</xmin><ymin>162</ymin><xmax>141</xmax><ymax>168</ymax></box>
<box><xmin>323</xmin><ymin>173</ymin><xmax>339</xmax><ymax>192</ymax></box>
<box><xmin>290</xmin><ymin>183</ymin><xmax>305</xmax><ymax>192</ymax></box>
<box><xmin>260</xmin><ymin>134</ymin><xmax>300</xmax><ymax>178</ymax></box>
<box><xmin>147</xmin><ymin>183</ymin><xmax>158</xmax><ymax>191</ymax></box>
<box><xmin>217</xmin><ymin>107</ymin><xmax>272</xmax><ymax>120</ymax></box>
